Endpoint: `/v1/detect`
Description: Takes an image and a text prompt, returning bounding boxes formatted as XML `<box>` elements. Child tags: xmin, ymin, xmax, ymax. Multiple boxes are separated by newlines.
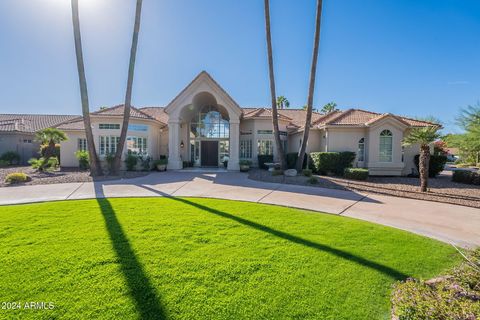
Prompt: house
<box><xmin>0</xmin><ymin>114</ymin><xmax>79</xmax><ymax>164</ymax></box>
<box><xmin>57</xmin><ymin>71</ymin><xmax>435</xmax><ymax>175</ymax></box>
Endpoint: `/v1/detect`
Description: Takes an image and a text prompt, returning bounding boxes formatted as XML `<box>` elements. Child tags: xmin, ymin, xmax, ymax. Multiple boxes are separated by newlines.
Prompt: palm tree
<box><xmin>321</xmin><ymin>101</ymin><xmax>337</xmax><ymax>114</ymax></box>
<box><xmin>70</xmin><ymin>0</ymin><xmax>102</xmax><ymax>176</ymax></box>
<box><xmin>112</xmin><ymin>0</ymin><xmax>143</xmax><ymax>174</ymax></box>
<box><xmin>403</xmin><ymin>126</ymin><xmax>441</xmax><ymax>192</ymax></box>
<box><xmin>276</xmin><ymin>96</ymin><xmax>290</xmax><ymax>109</ymax></box>
<box><xmin>35</xmin><ymin>128</ymin><xmax>67</xmax><ymax>159</ymax></box>
<box><xmin>296</xmin><ymin>0</ymin><xmax>323</xmax><ymax>171</ymax></box>
<box><xmin>264</xmin><ymin>0</ymin><xmax>286</xmax><ymax>170</ymax></box>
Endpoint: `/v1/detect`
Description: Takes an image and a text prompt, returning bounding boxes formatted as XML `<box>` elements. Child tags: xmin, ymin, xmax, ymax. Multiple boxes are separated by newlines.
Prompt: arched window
<box><xmin>379</xmin><ymin>129</ymin><xmax>393</xmax><ymax>162</ymax></box>
<box><xmin>190</xmin><ymin>105</ymin><xmax>229</xmax><ymax>138</ymax></box>
<box><xmin>358</xmin><ymin>138</ymin><xmax>365</xmax><ymax>162</ymax></box>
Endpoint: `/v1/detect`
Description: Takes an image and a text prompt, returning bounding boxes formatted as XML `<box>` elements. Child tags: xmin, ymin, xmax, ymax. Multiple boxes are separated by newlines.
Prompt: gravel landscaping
<box><xmin>249</xmin><ymin>169</ymin><xmax>480</xmax><ymax>208</ymax></box>
<box><xmin>0</xmin><ymin>166</ymin><xmax>149</xmax><ymax>187</ymax></box>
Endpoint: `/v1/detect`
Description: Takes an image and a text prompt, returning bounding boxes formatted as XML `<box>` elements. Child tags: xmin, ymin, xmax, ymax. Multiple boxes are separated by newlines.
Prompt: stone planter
<box><xmin>156</xmin><ymin>164</ymin><xmax>167</xmax><ymax>171</ymax></box>
<box><xmin>240</xmin><ymin>165</ymin><xmax>250</xmax><ymax>172</ymax></box>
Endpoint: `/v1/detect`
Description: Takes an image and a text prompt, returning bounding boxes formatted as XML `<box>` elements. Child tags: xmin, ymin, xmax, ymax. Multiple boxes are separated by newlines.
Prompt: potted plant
<box><xmin>239</xmin><ymin>160</ymin><xmax>252</xmax><ymax>172</ymax></box>
<box><xmin>223</xmin><ymin>156</ymin><xmax>229</xmax><ymax>168</ymax></box>
<box><xmin>154</xmin><ymin>158</ymin><xmax>168</xmax><ymax>171</ymax></box>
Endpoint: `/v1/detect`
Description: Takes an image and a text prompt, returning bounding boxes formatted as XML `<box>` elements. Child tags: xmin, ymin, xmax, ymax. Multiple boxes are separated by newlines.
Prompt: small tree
<box><xmin>35</xmin><ymin>128</ymin><xmax>67</xmax><ymax>159</ymax></box>
<box><xmin>321</xmin><ymin>102</ymin><xmax>337</xmax><ymax>114</ymax></box>
<box><xmin>403</xmin><ymin>126</ymin><xmax>441</xmax><ymax>192</ymax></box>
<box><xmin>276</xmin><ymin>96</ymin><xmax>290</xmax><ymax>109</ymax></box>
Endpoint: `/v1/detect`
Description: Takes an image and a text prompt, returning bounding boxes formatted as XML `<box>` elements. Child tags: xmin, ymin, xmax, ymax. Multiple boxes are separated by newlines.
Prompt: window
<box><xmin>219</xmin><ymin>141</ymin><xmax>229</xmax><ymax>163</ymax></box>
<box><xmin>379</xmin><ymin>130</ymin><xmax>393</xmax><ymax>162</ymax></box>
<box><xmin>190</xmin><ymin>105</ymin><xmax>229</xmax><ymax>139</ymax></box>
<box><xmin>258</xmin><ymin>139</ymin><xmax>273</xmax><ymax>155</ymax></box>
<box><xmin>358</xmin><ymin>138</ymin><xmax>365</xmax><ymax>162</ymax></box>
<box><xmin>257</xmin><ymin>130</ymin><xmax>273</xmax><ymax>135</ymax></box>
<box><xmin>99</xmin><ymin>123</ymin><xmax>120</xmax><ymax>130</ymax></box>
<box><xmin>128</xmin><ymin>124</ymin><xmax>148</xmax><ymax>132</ymax></box>
<box><xmin>240</xmin><ymin>140</ymin><xmax>253</xmax><ymax>159</ymax></box>
<box><xmin>127</xmin><ymin>136</ymin><xmax>147</xmax><ymax>153</ymax></box>
<box><xmin>78</xmin><ymin>138</ymin><xmax>87</xmax><ymax>151</ymax></box>
<box><xmin>99</xmin><ymin>136</ymin><xmax>120</xmax><ymax>155</ymax></box>
<box><xmin>23</xmin><ymin>139</ymin><xmax>32</xmax><ymax>144</ymax></box>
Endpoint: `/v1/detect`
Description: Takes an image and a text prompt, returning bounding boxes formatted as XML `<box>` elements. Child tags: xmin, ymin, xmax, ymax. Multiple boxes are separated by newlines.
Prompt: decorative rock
<box><xmin>284</xmin><ymin>169</ymin><xmax>297</xmax><ymax>177</ymax></box>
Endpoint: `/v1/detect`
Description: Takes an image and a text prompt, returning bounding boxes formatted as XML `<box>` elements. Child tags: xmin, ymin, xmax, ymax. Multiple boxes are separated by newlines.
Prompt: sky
<box><xmin>0</xmin><ymin>0</ymin><xmax>479</xmax><ymax>133</ymax></box>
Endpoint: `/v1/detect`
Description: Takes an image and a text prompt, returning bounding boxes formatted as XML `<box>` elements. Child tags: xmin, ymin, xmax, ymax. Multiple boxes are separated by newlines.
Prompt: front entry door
<box><xmin>201</xmin><ymin>141</ymin><xmax>219</xmax><ymax>167</ymax></box>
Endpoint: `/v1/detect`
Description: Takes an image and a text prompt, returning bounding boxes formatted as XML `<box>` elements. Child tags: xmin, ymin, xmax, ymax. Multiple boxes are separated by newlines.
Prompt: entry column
<box><xmin>167</xmin><ymin>119</ymin><xmax>183</xmax><ymax>170</ymax></box>
<box><xmin>227</xmin><ymin>119</ymin><xmax>240</xmax><ymax>170</ymax></box>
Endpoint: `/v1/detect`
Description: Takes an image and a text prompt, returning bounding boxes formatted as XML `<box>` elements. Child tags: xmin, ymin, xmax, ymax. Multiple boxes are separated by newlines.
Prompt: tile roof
<box><xmin>0</xmin><ymin>114</ymin><xmax>79</xmax><ymax>133</ymax></box>
<box><xmin>139</xmin><ymin>107</ymin><xmax>169</xmax><ymax>124</ymax></box>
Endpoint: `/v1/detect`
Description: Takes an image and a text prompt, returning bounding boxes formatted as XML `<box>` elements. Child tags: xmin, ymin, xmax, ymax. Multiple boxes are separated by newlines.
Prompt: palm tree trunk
<box><xmin>419</xmin><ymin>144</ymin><xmax>430</xmax><ymax>192</ymax></box>
<box><xmin>112</xmin><ymin>0</ymin><xmax>143</xmax><ymax>174</ymax></box>
<box><xmin>71</xmin><ymin>0</ymin><xmax>102</xmax><ymax>176</ymax></box>
<box><xmin>264</xmin><ymin>0</ymin><xmax>286</xmax><ymax>170</ymax></box>
<box><xmin>296</xmin><ymin>0</ymin><xmax>323</xmax><ymax>172</ymax></box>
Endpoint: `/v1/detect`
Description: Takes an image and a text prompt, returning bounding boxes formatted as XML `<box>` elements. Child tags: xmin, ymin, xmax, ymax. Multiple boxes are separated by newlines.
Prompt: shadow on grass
<box><xmin>138</xmin><ymin>184</ymin><xmax>408</xmax><ymax>280</ymax></box>
<box><xmin>95</xmin><ymin>184</ymin><xmax>166</xmax><ymax>319</ymax></box>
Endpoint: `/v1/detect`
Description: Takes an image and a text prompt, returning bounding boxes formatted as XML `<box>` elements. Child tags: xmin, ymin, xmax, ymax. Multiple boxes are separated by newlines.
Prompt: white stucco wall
<box><xmin>326</xmin><ymin>127</ymin><xmax>367</xmax><ymax>167</ymax></box>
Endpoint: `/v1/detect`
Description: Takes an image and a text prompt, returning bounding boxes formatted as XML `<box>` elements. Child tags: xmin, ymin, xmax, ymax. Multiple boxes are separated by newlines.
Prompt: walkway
<box><xmin>0</xmin><ymin>171</ymin><xmax>478</xmax><ymax>247</ymax></box>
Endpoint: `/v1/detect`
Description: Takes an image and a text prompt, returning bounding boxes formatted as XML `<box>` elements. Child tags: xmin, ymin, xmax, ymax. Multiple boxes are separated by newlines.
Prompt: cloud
<box><xmin>447</xmin><ymin>81</ymin><xmax>469</xmax><ymax>85</ymax></box>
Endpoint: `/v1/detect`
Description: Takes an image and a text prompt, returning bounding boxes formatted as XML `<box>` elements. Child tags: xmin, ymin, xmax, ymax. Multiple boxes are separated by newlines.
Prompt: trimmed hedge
<box><xmin>285</xmin><ymin>152</ymin><xmax>308</xmax><ymax>169</ymax></box>
<box><xmin>5</xmin><ymin>172</ymin><xmax>30</xmax><ymax>184</ymax></box>
<box><xmin>452</xmin><ymin>170</ymin><xmax>480</xmax><ymax>185</ymax></box>
<box><xmin>414</xmin><ymin>154</ymin><xmax>447</xmax><ymax>178</ymax></box>
<box><xmin>310</xmin><ymin>152</ymin><xmax>356</xmax><ymax>176</ymax></box>
<box><xmin>0</xmin><ymin>151</ymin><xmax>20</xmax><ymax>165</ymax></box>
<box><xmin>258</xmin><ymin>155</ymin><xmax>273</xmax><ymax>170</ymax></box>
<box><xmin>344</xmin><ymin>168</ymin><xmax>369</xmax><ymax>180</ymax></box>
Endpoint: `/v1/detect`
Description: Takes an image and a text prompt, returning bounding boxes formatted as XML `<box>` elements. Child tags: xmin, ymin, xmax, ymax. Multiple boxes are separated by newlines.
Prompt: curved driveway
<box><xmin>0</xmin><ymin>170</ymin><xmax>479</xmax><ymax>248</ymax></box>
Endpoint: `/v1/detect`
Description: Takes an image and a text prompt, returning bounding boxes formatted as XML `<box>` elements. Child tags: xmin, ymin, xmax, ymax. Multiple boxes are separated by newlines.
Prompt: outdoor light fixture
<box><xmin>180</xmin><ymin>141</ymin><xmax>184</xmax><ymax>148</ymax></box>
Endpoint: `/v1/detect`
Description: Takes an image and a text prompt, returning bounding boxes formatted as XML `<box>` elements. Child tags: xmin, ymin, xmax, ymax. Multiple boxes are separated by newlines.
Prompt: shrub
<box><xmin>125</xmin><ymin>152</ymin><xmax>138</xmax><ymax>171</ymax></box>
<box><xmin>153</xmin><ymin>158</ymin><xmax>168</xmax><ymax>166</ymax></box>
<box><xmin>344</xmin><ymin>168</ymin><xmax>369</xmax><ymax>181</ymax></box>
<box><xmin>0</xmin><ymin>160</ymin><xmax>9</xmax><ymax>167</ymax></box>
<box><xmin>138</xmin><ymin>153</ymin><xmax>151</xmax><ymax>171</ymax></box>
<box><xmin>239</xmin><ymin>159</ymin><xmax>252</xmax><ymax>166</ymax></box>
<box><xmin>258</xmin><ymin>155</ymin><xmax>273</xmax><ymax>170</ymax></box>
<box><xmin>40</xmin><ymin>144</ymin><xmax>61</xmax><ymax>161</ymax></box>
<box><xmin>414</xmin><ymin>154</ymin><xmax>447</xmax><ymax>177</ymax></box>
<box><xmin>452</xmin><ymin>170</ymin><xmax>480</xmax><ymax>185</ymax></box>
<box><xmin>310</xmin><ymin>152</ymin><xmax>356</xmax><ymax>175</ymax></box>
<box><xmin>28</xmin><ymin>157</ymin><xmax>58</xmax><ymax>172</ymax></box>
<box><xmin>285</xmin><ymin>152</ymin><xmax>308</xmax><ymax>169</ymax></box>
<box><xmin>5</xmin><ymin>172</ymin><xmax>30</xmax><ymax>184</ymax></box>
<box><xmin>271</xmin><ymin>169</ymin><xmax>283</xmax><ymax>176</ymax></box>
<box><xmin>302</xmin><ymin>169</ymin><xmax>312</xmax><ymax>177</ymax></box>
<box><xmin>307</xmin><ymin>176</ymin><xmax>318</xmax><ymax>184</ymax></box>
<box><xmin>74</xmin><ymin>150</ymin><xmax>89</xmax><ymax>170</ymax></box>
<box><xmin>105</xmin><ymin>152</ymin><xmax>115</xmax><ymax>172</ymax></box>
<box><xmin>0</xmin><ymin>151</ymin><xmax>20</xmax><ymax>165</ymax></box>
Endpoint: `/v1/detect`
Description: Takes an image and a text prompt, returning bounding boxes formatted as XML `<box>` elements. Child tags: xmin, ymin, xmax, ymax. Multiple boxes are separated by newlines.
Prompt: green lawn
<box><xmin>0</xmin><ymin>197</ymin><xmax>459</xmax><ymax>319</ymax></box>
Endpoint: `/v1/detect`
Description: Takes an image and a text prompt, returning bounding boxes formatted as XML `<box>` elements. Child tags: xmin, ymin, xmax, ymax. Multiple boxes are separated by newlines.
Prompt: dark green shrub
<box><xmin>307</xmin><ymin>176</ymin><xmax>318</xmax><ymax>184</ymax></box>
<box><xmin>271</xmin><ymin>169</ymin><xmax>283</xmax><ymax>176</ymax></box>
<box><xmin>125</xmin><ymin>152</ymin><xmax>138</xmax><ymax>171</ymax></box>
<box><xmin>414</xmin><ymin>154</ymin><xmax>447</xmax><ymax>178</ymax></box>
<box><xmin>302</xmin><ymin>169</ymin><xmax>312</xmax><ymax>177</ymax></box>
<box><xmin>344</xmin><ymin>168</ymin><xmax>369</xmax><ymax>180</ymax></box>
<box><xmin>0</xmin><ymin>160</ymin><xmax>9</xmax><ymax>167</ymax></box>
<box><xmin>258</xmin><ymin>155</ymin><xmax>273</xmax><ymax>170</ymax></box>
<box><xmin>452</xmin><ymin>170</ymin><xmax>480</xmax><ymax>185</ymax></box>
<box><xmin>310</xmin><ymin>152</ymin><xmax>356</xmax><ymax>175</ymax></box>
<box><xmin>5</xmin><ymin>172</ymin><xmax>30</xmax><ymax>184</ymax></box>
<box><xmin>75</xmin><ymin>150</ymin><xmax>89</xmax><ymax>170</ymax></box>
<box><xmin>40</xmin><ymin>144</ymin><xmax>61</xmax><ymax>162</ymax></box>
<box><xmin>0</xmin><ymin>151</ymin><xmax>20</xmax><ymax>165</ymax></box>
<box><xmin>285</xmin><ymin>152</ymin><xmax>308</xmax><ymax>169</ymax></box>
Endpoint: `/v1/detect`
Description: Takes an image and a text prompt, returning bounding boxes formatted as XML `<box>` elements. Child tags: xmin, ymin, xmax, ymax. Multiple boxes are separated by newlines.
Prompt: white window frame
<box><xmin>240</xmin><ymin>140</ymin><xmax>253</xmax><ymax>159</ymax></box>
<box><xmin>99</xmin><ymin>136</ymin><xmax>120</xmax><ymax>155</ymax></box>
<box><xmin>78</xmin><ymin>138</ymin><xmax>87</xmax><ymax>151</ymax></box>
<box><xmin>99</xmin><ymin>123</ymin><xmax>120</xmax><ymax>130</ymax></box>
<box><xmin>379</xmin><ymin>130</ymin><xmax>393</xmax><ymax>162</ymax></box>
<box><xmin>358</xmin><ymin>138</ymin><xmax>365</xmax><ymax>162</ymax></box>
<box><xmin>127</xmin><ymin>136</ymin><xmax>148</xmax><ymax>153</ymax></box>
<box><xmin>257</xmin><ymin>139</ymin><xmax>273</xmax><ymax>156</ymax></box>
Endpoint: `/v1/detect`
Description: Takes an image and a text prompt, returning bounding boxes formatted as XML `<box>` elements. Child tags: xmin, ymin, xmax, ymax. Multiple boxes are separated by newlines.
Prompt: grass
<box><xmin>0</xmin><ymin>197</ymin><xmax>460</xmax><ymax>319</ymax></box>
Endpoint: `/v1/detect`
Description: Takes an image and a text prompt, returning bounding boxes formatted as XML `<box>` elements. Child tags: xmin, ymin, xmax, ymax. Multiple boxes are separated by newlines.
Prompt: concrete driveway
<box><xmin>0</xmin><ymin>170</ymin><xmax>479</xmax><ymax>247</ymax></box>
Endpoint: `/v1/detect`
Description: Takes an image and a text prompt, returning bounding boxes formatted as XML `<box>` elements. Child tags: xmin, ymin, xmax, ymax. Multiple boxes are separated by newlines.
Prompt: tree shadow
<box><xmin>137</xmin><ymin>184</ymin><xmax>408</xmax><ymax>280</ymax></box>
<box><xmin>95</xmin><ymin>184</ymin><xmax>167</xmax><ymax>320</ymax></box>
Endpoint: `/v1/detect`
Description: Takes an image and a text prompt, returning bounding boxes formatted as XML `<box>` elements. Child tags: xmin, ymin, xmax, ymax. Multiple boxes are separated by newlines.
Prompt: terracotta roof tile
<box><xmin>0</xmin><ymin>114</ymin><xmax>79</xmax><ymax>133</ymax></box>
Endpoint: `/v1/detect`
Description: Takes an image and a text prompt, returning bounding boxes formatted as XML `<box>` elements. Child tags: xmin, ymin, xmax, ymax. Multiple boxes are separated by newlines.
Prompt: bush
<box><xmin>310</xmin><ymin>152</ymin><xmax>356</xmax><ymax>176</ymax></box>
<box><xmin>302</xmin><ymin>169</ymin><xmax>312</xmax><ymax>177</ymax></box>
<box><xmin>307</xmin><ymin>176</ymin><xmax>318</xmax><ymax>184</ymax></box>
<box><xmin>452</xmin><ymin>170</ymin><xmax>480</xmax><ymax>185</ymax></box>
<box><xmin>125</xmin><ymin>152</ymin><xmax>138</xmax><ymax>171</ymax></box>
<box><xmin>28</xmin><ymin>157</ymin><xmax>58</xmax><ymax>172</ymax></box>
<box><xmin>138</xmin><ymin>153</ymin><xmax>151</xmax><ymax>171</ymax></box>
<box><xmin>271</xmin><ymin>169</ymin><xmax>283</xmax><ymax>176</ymax></box>
<box><xmin>258</xmin><ymin>155</ymin><xmax>273</xmax><ymax>170</ymax></box>
<box><xmin>344</xmin><ymin>168</ymin><xmax>369</xmax><ymax>180</ymax></box>
<box><xmin>75</xmin><ymin>150</ymin><xmax>89</xmax><ymax>170</ymax></box>
<box><xmin>285</xmin><ymin>152</ymin><xmax>308</xmax><ymax>169</ymax></box>
<box><xmin>40</xmin><ymin>144</ymin><xmax>61</xmax><ymax>161</ymax></box>
<box><xmin>5</xmin><ymin>172</ymin><xmax>30</xmax><ymax>184</ymax></box>
<box><xmin>239</xmin><ymin>159</ymin><xmax>252</xmax><ymax>166</ymax></box>
<box><xmin>0</xmin><ymin>160</ymin><xmax>9</xmax><ymax>167</ymax></box>
<box><xmin>0</xmin><ymin>151</ymin><xmax>20</xmax><ymax>165</ymax></box>
<box><xmin>153</xmin><ymin>158</ymin><xmax>168</xmax><ymax>166</ymax></box>
<box><xmin>414</xmin><ymin>154</ymin><xmax>448</xmax><ymax>178</ymax></box>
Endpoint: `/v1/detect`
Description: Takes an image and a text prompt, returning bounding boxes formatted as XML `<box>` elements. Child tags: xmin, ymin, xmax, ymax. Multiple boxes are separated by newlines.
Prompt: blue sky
<box><xmin>0</xmin><ymin>0</ymin><xmax>479</xmax><ymax>133</ymax></box>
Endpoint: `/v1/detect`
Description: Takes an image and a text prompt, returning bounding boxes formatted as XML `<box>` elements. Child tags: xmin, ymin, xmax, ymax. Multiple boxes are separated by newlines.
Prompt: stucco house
<box><xmin>0</xmin><ymin>114</ymin><xmax>78</xmax><ymax>164</ymax></box>
<box><xmin>57</xmin><ymin>71</ymin><xmax>435</xmax><ymax>175</ymax></box>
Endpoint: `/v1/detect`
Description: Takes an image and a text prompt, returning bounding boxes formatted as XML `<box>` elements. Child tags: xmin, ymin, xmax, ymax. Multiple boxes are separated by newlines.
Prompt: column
<box><xmin>167</xmin><ymin>119</ymin><xmax>183</xmax><ymax>170</ymax></box>
<box><xmin>227</xmin><ymin>119</ymin><xmax>240</xmax><ymax>170</ymax></box>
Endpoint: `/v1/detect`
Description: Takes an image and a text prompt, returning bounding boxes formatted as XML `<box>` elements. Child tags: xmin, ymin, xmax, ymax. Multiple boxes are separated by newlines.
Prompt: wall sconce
<box><xmin>180</xmin><ymin>141</ymin><xmax>184</xmax><ymax>148</ymax></box>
